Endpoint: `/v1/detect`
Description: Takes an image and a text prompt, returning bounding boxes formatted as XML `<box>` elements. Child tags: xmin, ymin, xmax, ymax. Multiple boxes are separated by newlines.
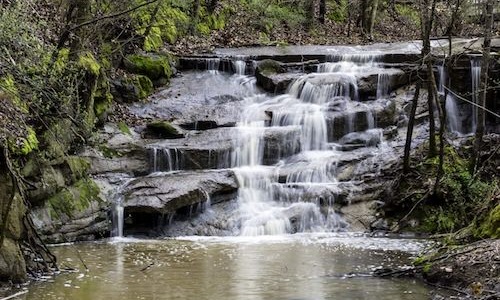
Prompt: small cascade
<box><xmin>151</xmin><ymin>147</ymin><xmax>181</xmax><ymax>172</ymax></box>
<box><xmin>376</xmin><ymin>73</ymin><xmax>390</xmax><ymax>99</ymax></box>
<box><xmin>207</xmin><ymin>58</ymin><xmax>221</xmax><ymax>74</ymax></box>
<box><xmin>438</xmin><ymin>62</ymin><xmax>464</xmax><ymax>134</ymax></box>
<box><xmin>232</xmin><ymin>59</ymin><xmax>247</xmax><ymax>75</ymax></box>
<box><xmin>111</xmin><ymin>179</ymin><xmax>133</xmax><ymax>238</ymax></box>
<box><xmin>470</xmin><ymin>56</ymin><xmax>481</xmax><ymax>133</ymax></box>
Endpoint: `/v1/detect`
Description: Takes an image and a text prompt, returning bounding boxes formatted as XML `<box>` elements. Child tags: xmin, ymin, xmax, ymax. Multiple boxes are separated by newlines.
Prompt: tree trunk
<box><xmin>472</xmin><ymin>0</ymin><xmax>494</xmax><ymax>172</ymax></box>
<box><xmin>68</xmin><ymin>0</ymin><xmax>92</xmax><ymax>55</ymax></box>
<box><xmin>403</xmin><ymin>81</ymin><xmax>421</xmax><ymax>173</ymax></box>
<box><xmin>190</xmin><ymin>0</ymin><xmax>201</xmax><ymax>34</ymax></box>
<box><xmin>319</xmin><ymin>0</ymin><xmax>326</xmax><ymax>24</ymax></box>
<box><xmin>367</xmin><ymin>0</ymin><xmax>379</xmax><ymax>38</ymax></box>
<box><xmin>420</xmin><ymin>0</ymin><xmax>437</xmax><ymax>158</ymax></box>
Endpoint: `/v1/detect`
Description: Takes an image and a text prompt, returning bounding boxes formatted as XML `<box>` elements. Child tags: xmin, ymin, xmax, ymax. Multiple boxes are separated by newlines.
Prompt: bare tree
<box><xmin>472</xmin><ymin>0</ymin><xmax>494</xmax><ymax>172</ymax></box>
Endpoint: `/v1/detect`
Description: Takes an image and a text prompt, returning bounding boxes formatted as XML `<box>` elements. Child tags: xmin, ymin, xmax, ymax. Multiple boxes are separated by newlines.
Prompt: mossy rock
<box><xmin>256</xmin><ymin>59</ymin><xmax>283</xmax><ymax>75</ymax></box>
<box><xmin>145</xmin><ymin>121</ymin><xmax>184</xmax><ymax>139</ymax></box>
<box><xmin>41</xmin><ymin>118</ymin><xmax>75</xmax><ymax>160</ymax></box>
<box><xmin>7</xmin><ymin>126</ymin><xmax>39</xmax><ymax>156</ymax></box>
<box><xmin>93</xmin><ymin>73</ymin><xmax>113</xmax><ymax>123</ymax></box>
<box><xmin>123</xmin><ymin>54</ymin><xmax>173</xmax><ymax>82</ymax></box>
<box><xmin>63</xmin><ymin>156</ymin><xmax>91</xmax><ymax>184</ymax></box>
<box><xmin>48</xmin><ymin>178</ymin><xmax>101</xmax><ymax>220</ymax></box>
<box><xmin>478</xmin><ymin>204</ymin><xmax>500</xmax><ymax>238</ymax></box>
<box><xmin>78</xmin><ymin>52</ymin><xmax>101</xmax><ymax>76</ymax></box>
<box><xmin>111</xmin><ymin>74</ymin><xmax>154</xmax><ymax>103</ymax></box>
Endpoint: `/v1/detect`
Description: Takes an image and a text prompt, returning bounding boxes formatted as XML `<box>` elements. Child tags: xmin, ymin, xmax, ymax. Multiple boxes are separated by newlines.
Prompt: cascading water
<box><xmin>470</xmin><ymin>56</ymin><xmax>481</xmax><ymax>133</ymax></box>
<box><xmin>438</xmin><ymin>63</ymin><xmax>463</xmax><ymax>134</ymax></box>
<box><xmin>151</xmin><ymin>147</ymin><xmax>181</xmax><ymax>172</ymax></box>
<box><xmin>231</xmin><ymin>53</ymin><xmax>392</xmax><ymax>236</ymax></box>
<box><xmin>232</xmin><ymin>58</ymin><xmax>247</xmax><ymax>75</ymax></box>
<box><xmin>111</xmin><ymin>179</ymin><xmax>133</xmax><ymax>238</ymax></box>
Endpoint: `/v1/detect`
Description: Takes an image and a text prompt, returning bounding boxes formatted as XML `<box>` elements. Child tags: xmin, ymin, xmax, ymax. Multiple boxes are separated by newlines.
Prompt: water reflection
<box><xmin>20</xmin><ymin>235</ymin><xmax>431</xmax><ymax>300</ymax></box>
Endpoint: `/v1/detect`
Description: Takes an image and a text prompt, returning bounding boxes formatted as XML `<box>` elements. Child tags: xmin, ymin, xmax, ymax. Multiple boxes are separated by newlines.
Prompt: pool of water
<box><xmin>17</xmin><ymin>233</ymin><xmax>433</xmax><ymax>300</ymax></box>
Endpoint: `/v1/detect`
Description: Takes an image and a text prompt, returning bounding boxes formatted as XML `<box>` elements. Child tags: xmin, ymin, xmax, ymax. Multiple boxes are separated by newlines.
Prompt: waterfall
<box><xmin>232</xmin><ymin>59</ymin><xmax>246</xmax><ymax>75</ymax></box>
<box><xmin>151</xmin><ymin>147</ymin><xmax>181</xmax><ymax>172</ymax></box>
<box><xmin>111</xmin><ymin>179</ymin><xmax>133</xmax><ymax>238</ymax></box>
<box><xmin>438</xmin><ymin>62</ymin><xmax>463</xmax><ymax>134</ymax></box>
<box><xmin>207</xmin><ymin>58</ymin><xmax>221</xmax><ymax>74</ymax></box>
<box><xmin>470</xmin><ymin>56</ymin><xmax>481</xmax><ymax>133</ymax></box>
<box><xmin>230</xmin><ymin>53</ymin><xmax>394</xmax><ymax>236</ymax></box>
<box><xmin>376</xmin><ymin>73</ymin><xmax>390</xmax><ymax>99</ymax></box>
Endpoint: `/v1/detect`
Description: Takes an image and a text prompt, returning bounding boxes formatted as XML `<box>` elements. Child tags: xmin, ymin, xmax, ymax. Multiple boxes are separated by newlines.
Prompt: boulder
<box><xmin>110</xmin><ymin>74</ymin><xmax>154</xmax><ymax>103</ymax></box>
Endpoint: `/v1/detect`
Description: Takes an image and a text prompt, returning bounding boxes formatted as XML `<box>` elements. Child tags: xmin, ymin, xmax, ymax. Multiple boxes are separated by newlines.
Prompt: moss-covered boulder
<box><xmin>123</xmin><ymin>54</ymin><xmax>173</xmax><ymax>82</ymax></box>
<box><xmin>47</xmin><ymin>178</ymin><xmax>101</xmax><ymax>219</ymax></box>
<box><xmin>111</xmin><ymin>74</ymin><xmax>154</xmax><ymax>103</ymax></box>
<box><xmin>41</xmin><ymin>118</ymin><xmax>75</xmax><ymax>160</ymax></box>
<box><xmin>255</xmin><ymin>59</ymin><xmax>286</xmax><ymax>92</ymax></box>
<box><xmin>145</xmin><ymin>121</ymin><xmax>184</xmax><ymax>139</ymax></box>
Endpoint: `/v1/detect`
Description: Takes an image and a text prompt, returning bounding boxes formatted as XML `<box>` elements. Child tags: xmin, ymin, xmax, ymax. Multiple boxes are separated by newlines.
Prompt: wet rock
<box><xmin>147</xmin><ymin>128</ymin><xmax>234</xmax><ymax>171</ymax></box>
<box><xmin>262</xmin><ymin>127</ymin><xmax>302</xmax><ymax>164</ymax></box>
<box><xmin>338</xmin><ymin>129</ymin><xmax>382</xmax><ymax>151</ymax></box>
<box><xmin>257</xmin><ymin>72</ymin><xmax>303</xmax><ymax>93</ymax></box>
<box><xmin>357</xmin><ymin>68</ymin><xmax>409</xmax><ymax>100</ymax></box>
<box><xmin>123</xmin><ymin>170</ymin><xmax>238</xmax><ymax>214</ymax></box>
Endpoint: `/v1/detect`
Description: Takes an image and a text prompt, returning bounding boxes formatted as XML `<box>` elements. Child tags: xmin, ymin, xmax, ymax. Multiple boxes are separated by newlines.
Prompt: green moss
<box><xmin>257</xmin><ymin>59</ymin><xmax>282</xmax><ymax>75</ymax></box>
<box><xmin>53</xmin><ymin>48</ymin><xmax>70</xmax><ymax>74</ymax></box>
<box><xmin>118</xmin><ymin>121</ymin><xmax>132</xmax><ymax>135</ymax></box>
<box><xmin>0</xmin><ymin>75</ymin><xmax>26</xmax><ymax>113</ymax></box>
<box><xmin>146</xmin><ymin>121</ymin><xmax>183</xmax><ymax>139</ymax></box>
<box><xmin>99</xmin><ymin>145</ymin><xmax>122</xmax><ymax>158</ymax></box>
<box><xmin>65</xmin><ymin>156</ymin><xmax>90</xmax><ymax>182</ymax></box>
<box><xmin>8</xmin><ymin>127</ymin><xmax>39</xmax><ymax>156</ymax></box>
<box><xmin>48</xmin><ymin>178</ymin><xmax>101</xmax><ymax>219</ymax></box>
<box><xmin>78</xmin><ymin>52</ymin><xmax>101</xmax><ymax>76</ymax></box>
<box><xmin>422</xmin><ymin>263</ymin><xmax>432</xmax><ymax>274</ymax></box>
<box><xmin>143</xmin><ymin>26</ymin><xmax>163</xmax><ymax>52</ymax></box>
<box><xmin>478</xmin><ymin>204</ymin><xmax>500</xmax><ymax>238</ymax></box>
<box><xmin>123</xmin><ymin>54</ymin><xmax>173</xmax><ymax>81</ymax></box>
<box><xmin>42</xmin><ymin>119</ymin><xmax>74</xmax><ymax>159</ymax></box>
<box><xmin>117</xmin><ymin>74</ymin><xmax>154</xmax><ymax>102</ymax></box>
<box><xmin>93</xmin><ymin>73</ymin><xmax>113</xmax><ymax>120</ymax></box>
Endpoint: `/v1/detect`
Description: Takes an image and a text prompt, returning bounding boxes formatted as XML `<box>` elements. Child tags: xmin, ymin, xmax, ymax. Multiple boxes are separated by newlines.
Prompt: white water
<box><xmin>151</xmin><ymin>147</ymin><xmax>181</xmax><ymax>172</ymax></box>
<box><xmin>111</xmin><ymin>179</ymin><xmax>134</xmax><ymax>238</ymax></box>
<box><xmin>231</xmin><ymin>53</ymin><xmax>395</xmax><ymax>236</ymax></box>
<box><xmin>232</xmin><ymin>59</ymin><xmax>247</xmax><ymax>75</ymax></box>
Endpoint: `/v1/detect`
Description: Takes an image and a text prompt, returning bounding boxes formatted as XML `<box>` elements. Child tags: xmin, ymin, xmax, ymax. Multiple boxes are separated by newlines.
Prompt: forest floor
<box><xmin>421</xmin><ymin>240</ymin><xmax>500</xmax><ymax>300</ymax></box>
<box><xmin>166</xmin><ymin>0</ymin><xmax>487</xmax><ymax>55</ymax></box>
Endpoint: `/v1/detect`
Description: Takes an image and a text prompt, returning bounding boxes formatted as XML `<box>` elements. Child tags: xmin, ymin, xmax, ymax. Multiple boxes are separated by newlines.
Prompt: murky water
<box><xmin>19</xmin><ymin>234</ymin><xmax>432</xmax><ymax>300</ymax></box>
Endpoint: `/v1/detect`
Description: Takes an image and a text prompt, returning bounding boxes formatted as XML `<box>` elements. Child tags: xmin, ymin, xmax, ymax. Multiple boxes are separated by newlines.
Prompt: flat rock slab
<box><xmin>129</xmin><ymin>72</ymin><xmax>259</xmax><ymax>129</ymax></box>
<box><xmin>123</xmin><ymin>170</ymin><xmax>238</xmax><ymax>214</ymax></box>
